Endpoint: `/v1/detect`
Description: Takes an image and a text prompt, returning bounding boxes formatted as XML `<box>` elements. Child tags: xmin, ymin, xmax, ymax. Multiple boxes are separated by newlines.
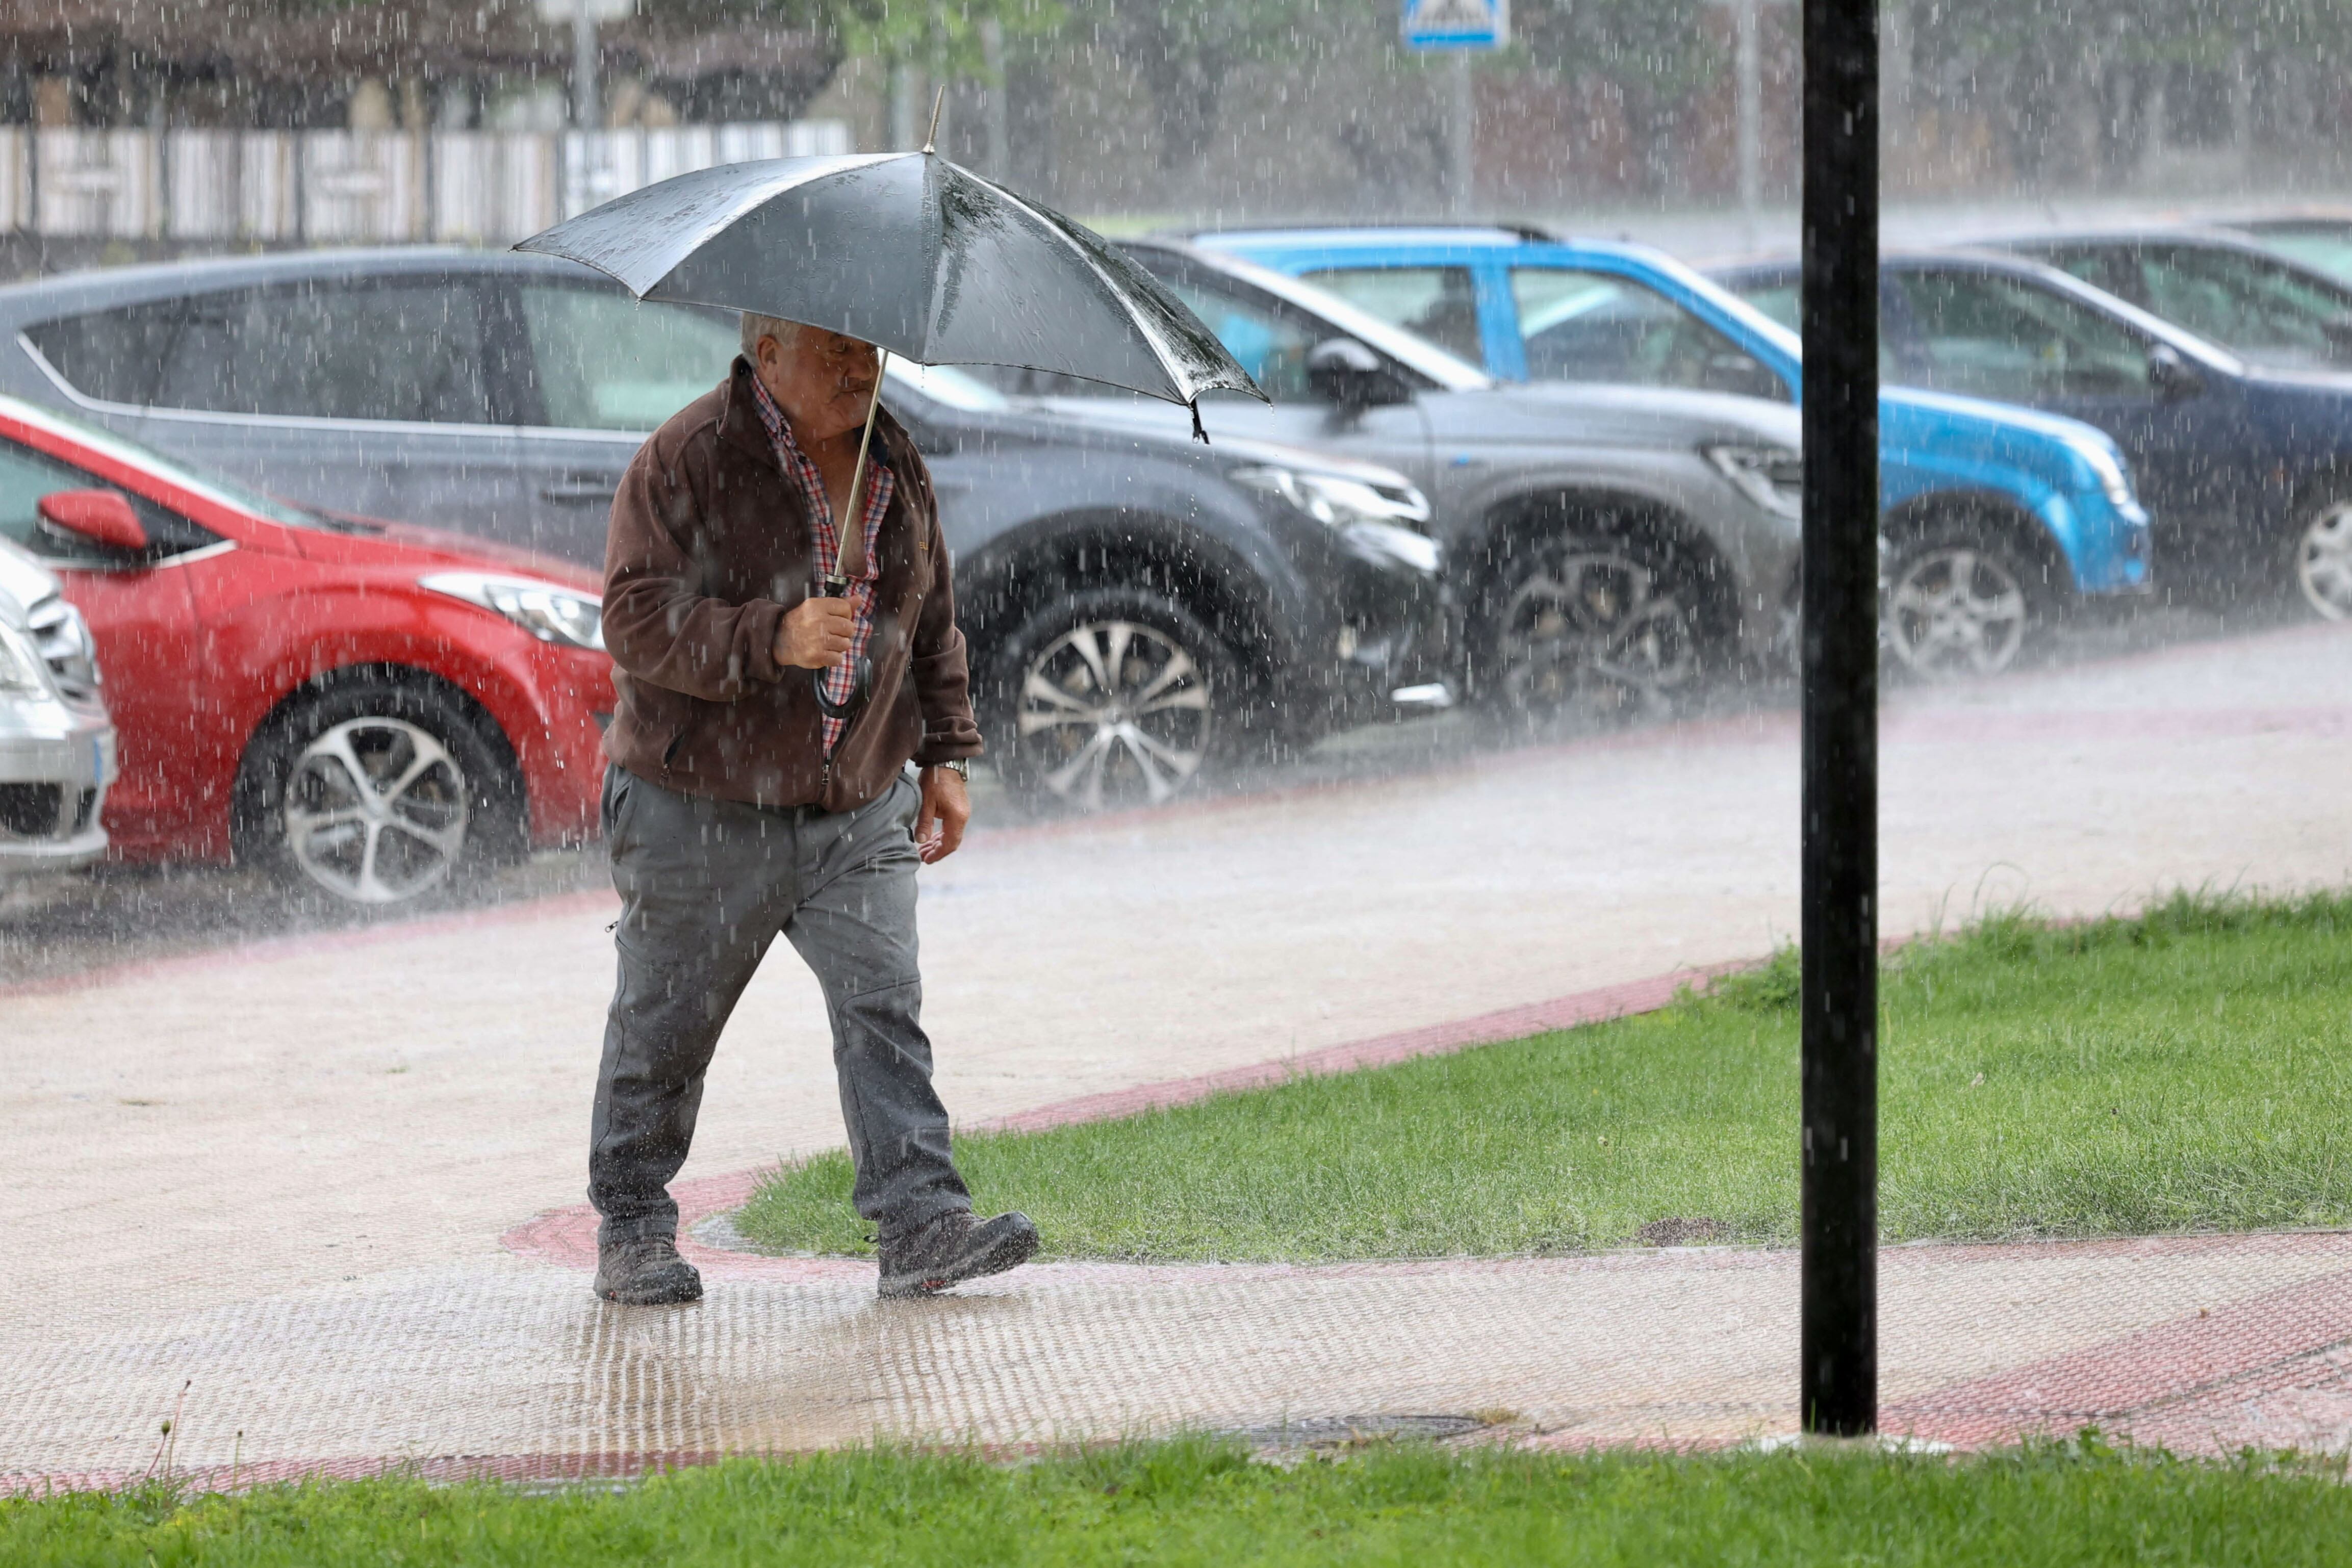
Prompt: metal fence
<box><xmin>0</xmin><ymin>120</ymin><xmax>854</xmax><ymax>248</ymax></box>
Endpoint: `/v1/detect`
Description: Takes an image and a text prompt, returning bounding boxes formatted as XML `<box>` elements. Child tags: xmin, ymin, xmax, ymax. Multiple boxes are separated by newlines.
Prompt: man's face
<box><xmin>754</xmin><ymin>327</ymin><xmax>881</xmax><ymax>444</ymax></box>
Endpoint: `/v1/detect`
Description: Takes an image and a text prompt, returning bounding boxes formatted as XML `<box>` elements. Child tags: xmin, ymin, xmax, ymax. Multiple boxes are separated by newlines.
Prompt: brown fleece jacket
<box><xmin>599</xmin><ymin>357</ymin><xmax>983</xmax><ymax>811</ymax></box>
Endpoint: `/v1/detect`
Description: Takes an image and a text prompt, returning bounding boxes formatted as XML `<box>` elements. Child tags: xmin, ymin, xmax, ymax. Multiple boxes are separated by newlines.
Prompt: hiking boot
<box><xmin>877</xmin><ymin>1210</ymin><xmax>1040</xmax><ymax>1299</ymax></box>
<box><xmin>595</xmin><ymin>1234</ymin><xmax>703</xmax><ymax>1305</ymax></box>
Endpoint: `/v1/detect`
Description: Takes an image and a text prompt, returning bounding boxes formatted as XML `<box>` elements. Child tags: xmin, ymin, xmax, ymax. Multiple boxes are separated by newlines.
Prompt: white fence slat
<box><xmin>0</xmin><ymin>128</ymin><xmax>25</xmax><ymax>233</ymax></box>
<box><xmin>240</xmin><ymin>133</ymin><xmax>299</xmax><ymax>240</ymax></box>
<box><xmin>36</xmin><ymin>130</ymin><xmax>159</xmax><ymax>238</ymax></box>
<box><xmin>5</xmin><ymin>121</ymin><xmax>849</xmax><ymax>244</ymax></box>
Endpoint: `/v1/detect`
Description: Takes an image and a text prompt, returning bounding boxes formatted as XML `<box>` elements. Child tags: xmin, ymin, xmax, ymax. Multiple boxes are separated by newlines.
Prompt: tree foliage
<box><xmin>1066</xmin><ymin>0</ymin><xmax>1325</xmax><ymax>169</ymax></box>
<box><xmin>1513</xmin><ymin>0</ymin><xmax>1723</xmax><ymax>98</ymax></box>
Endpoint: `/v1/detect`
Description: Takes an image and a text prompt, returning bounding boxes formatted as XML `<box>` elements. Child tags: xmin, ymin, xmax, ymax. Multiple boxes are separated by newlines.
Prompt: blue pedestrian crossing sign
<box><xmin>1403</xmin><ymin>0</ymin><xmax>1509</xmax><ymax>50</ymax></box>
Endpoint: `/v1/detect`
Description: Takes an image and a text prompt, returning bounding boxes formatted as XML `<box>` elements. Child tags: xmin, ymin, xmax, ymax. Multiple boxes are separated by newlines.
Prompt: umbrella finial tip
<box><xmin>923</xmin><ymin>85</ymin><xmax>946</xmax><ymax>153</ymax></box>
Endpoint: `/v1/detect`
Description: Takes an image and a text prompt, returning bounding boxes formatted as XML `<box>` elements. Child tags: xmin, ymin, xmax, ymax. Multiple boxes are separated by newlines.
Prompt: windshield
<box><xmin>1892</xmin><ymin>269</ymin><xmax>2156</xmax><ymax>401</ymax></box>
<box><xmin>2046</xmin><ymin>244</ymin><xmax>2352</xmax><ymax>372</ymax></box>
<box><xmin>2</xmin><ymin>396</ymin><xmax>338</xmax><ymax>531</ymax></box>
<box><xmin>1154</xmin><ymin>250</ymin><xmax>1492</xmax><ymax>392</ymax></box>
<box><xmin>1512</xmin><ymin>268</ymin><xmax>1787</xmax><ymax>399</ymax></box>
<box><xmin>2239</xmin><ymin>223</ymin><xmax>2352</xmax><ymax>285</ymax></box>
<box><xmin>1298</xmin><ymin>265</ymin><xmax>1486</xmax><ymax>364</ymax></box>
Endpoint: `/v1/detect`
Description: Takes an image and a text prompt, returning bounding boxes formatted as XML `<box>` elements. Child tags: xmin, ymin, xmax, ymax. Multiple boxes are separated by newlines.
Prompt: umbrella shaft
<box><xmin>835</xmin><ymin>350</ymin><xmax>891</xmax><ymax>584</ymax></box>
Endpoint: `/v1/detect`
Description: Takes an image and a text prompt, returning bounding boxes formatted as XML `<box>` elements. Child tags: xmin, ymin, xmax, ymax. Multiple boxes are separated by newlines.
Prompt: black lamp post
<box><xmin>1799</xmin><ymin>0</ymin><xmax>1880</xmax><ymax>1437</ymax></box>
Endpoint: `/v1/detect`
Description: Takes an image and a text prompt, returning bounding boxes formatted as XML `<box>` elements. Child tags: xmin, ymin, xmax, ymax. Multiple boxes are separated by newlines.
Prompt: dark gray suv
<box><xmin>996</xmin><ymin>242</ymin><xmax>1813</xmax><ymax>715</ymax></box>
<box><xmin>0</xmin><ymin>250</ymin><xmax>1444</xmax><ymax>811</ymax></box>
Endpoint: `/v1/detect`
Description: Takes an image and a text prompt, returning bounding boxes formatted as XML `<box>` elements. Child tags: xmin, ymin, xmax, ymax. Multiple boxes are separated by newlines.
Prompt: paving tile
<box><xmin>6</xmin><ymin>623</ymin><xmax>2351</xmax><ymax>1489</ymax></box>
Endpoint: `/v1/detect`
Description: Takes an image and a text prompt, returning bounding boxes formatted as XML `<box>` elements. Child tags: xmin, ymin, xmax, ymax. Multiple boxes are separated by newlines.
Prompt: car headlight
<box><xmin>420</xmin><ymin>572</ymin><xmax>605</xmax><ymax>651</ymax></box>
<box><xmin>2076</xmin><ymin>441</ymin><xmax>2137</xmax><ymax>510</ymax></box>
<box><xmin>25</xmin><ymin>595</ymin><xmax>101</xmax><ymax>708</ymax></box>
<box><xmin>0</xmin><ymin>623</ymin><xmax>52</xmax><ymax>698</ymax></box>
<box><xmin>1230</xmin><ymin>465</ymin><xmax>1434</xmax><ymax>535</ymax></box>
<box><xmin>1705</xmin><ymin>444</ymin><xmax>1804</xmax><ymax>520</ymax></box>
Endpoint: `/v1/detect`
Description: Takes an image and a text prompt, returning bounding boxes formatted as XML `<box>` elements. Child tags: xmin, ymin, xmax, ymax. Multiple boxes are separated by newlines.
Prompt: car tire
<box><xmin>1881</xmin><ymin>524</ymin><xmax>2040</xmax><ymax>681</ymax></box>
<box><xmin>1481</xmin><ymin>532</ymin><xmax>1705</xmax><ymax>721</ymax></box>
<box><xmin>988</xmin><ymin>588</ymin><xmax>1233</xmax><ymax>814</ymax></box>
<box><xmin>235</xmin><ymin>676</ymin><xmax>525</xmax><ymax>908</ymax></box>
<box><xmin>2291</xmin><ymin>500</ymin><xmax>2352</xmax><ymax>621</ymax></box>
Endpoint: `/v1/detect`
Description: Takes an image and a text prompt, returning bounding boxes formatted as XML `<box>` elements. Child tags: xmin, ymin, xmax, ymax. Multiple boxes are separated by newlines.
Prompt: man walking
<box><xmin>586</xmin><ymin>314</ymin><xmax>1038</xmax><ymax>1305</ymax></box>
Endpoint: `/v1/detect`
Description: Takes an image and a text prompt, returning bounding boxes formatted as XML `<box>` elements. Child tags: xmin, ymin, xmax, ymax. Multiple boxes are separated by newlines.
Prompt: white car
<box><xmin>0</xmin><ymin>537</ymin><xmax>113</xmax><ymax>879</ymax></box>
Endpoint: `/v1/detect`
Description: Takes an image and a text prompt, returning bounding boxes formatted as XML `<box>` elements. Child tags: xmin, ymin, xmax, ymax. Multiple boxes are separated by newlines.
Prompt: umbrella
<box><xmin>515</xmin><ymin>101</ymin><xmax>1261</xmax><ymax>714</ymax></box>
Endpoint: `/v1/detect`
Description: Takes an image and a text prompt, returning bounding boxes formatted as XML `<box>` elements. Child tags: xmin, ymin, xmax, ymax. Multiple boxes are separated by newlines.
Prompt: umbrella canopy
<box><xmin>515</xmin><ymin>150</ymin><xmax>1262</xmax><ymax>415</ymax></box>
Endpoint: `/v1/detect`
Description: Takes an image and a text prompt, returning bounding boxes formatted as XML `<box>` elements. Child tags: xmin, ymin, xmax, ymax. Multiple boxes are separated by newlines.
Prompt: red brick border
<box><xmin>1887</xmin><ymin>1250</ymin><xmax>2352</xmax><ymax>1445</ymax></box>
<box><xmin>498</xmin><ymin>962</ymin><xmax>1732</xmax><ymax>1274</ymax></box>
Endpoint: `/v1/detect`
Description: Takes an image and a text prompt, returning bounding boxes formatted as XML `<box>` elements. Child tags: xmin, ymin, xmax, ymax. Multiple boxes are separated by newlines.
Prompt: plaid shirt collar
<box><xmin>745</xmin><ymin>366</ymin><xmax>896</xmax><ymax>582</ymax></box>
<box><xmin>746</xmin><ymin>365</ymin><xmax>897</xmax><ymax>753</ymax></box>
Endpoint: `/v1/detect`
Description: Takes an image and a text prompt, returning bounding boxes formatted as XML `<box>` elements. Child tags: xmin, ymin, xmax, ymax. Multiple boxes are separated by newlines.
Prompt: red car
<box><xmin>0</xmin><ymin>395</ymin><xmax>610</xmax><ymax>907</ymax></box>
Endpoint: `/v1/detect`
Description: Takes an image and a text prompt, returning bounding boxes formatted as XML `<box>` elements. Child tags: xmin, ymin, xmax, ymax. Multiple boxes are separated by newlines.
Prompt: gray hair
<box><xmin>740</xmin><ymin>312</ymin><xmax>802</xmax><ymax>359</ymax></box>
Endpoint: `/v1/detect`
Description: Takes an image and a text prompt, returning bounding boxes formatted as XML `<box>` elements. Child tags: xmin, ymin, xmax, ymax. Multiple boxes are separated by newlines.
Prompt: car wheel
<box><xmin>1488</xmin><ymin>535</ymin><xmax>1701</xmax><ymax>719</ymax></box>
<box><xmin>2292</xmin><ymin>501</ymin><xmax>2352</xmax><ymax>620</ymax></box>
<box><xmin>991</xmin><ymin>589</ymin><xmax>1230</xmax><ymax>813</ymax></box>
<box><xmin>1882</xmin><ymin>529</ymin><xmax>2036</xmax><ymax>680</ymax></box>
<box><xmin>237</xmin><ymin>678</ymin><xmax>523</xmax><ymax>907</ymax></box>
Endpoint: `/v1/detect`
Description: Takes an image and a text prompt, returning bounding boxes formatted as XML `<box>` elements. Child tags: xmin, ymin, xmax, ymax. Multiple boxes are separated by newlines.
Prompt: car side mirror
<box><xmin>1307</xmin><ymin>337</ymin><xmax>1411</xmax><ymax>410</ymax></box>
<box><xmin>38</xmin><ymin>490</ymin><xmax>148</xmax><ymax>553</ymax></box>
<box><xmin>2147</xmin><ymin>344</ymin><xmax>2203</xmax><ymax>402</ymax></box>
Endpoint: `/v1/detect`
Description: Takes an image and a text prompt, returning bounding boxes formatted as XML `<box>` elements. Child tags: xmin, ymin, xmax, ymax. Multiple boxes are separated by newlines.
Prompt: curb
<box><xmin>499</xmin><ymin>960</ymin><xmax>1737</xmax><ymax>1274</ymax></box>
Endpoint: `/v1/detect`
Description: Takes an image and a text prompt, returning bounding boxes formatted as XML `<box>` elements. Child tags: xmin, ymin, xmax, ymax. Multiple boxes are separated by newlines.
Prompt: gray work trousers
<box><xmin>587</xmin><ymin>763</ymin><xmax>970</xmax><ymax>1248</ymax></box>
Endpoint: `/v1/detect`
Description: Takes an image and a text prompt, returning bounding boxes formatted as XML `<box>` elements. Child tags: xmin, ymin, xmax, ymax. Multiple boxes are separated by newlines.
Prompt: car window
<box><xmin>151</xmin><ymin>281</ymin><xmax>493</xmax><ymax>424</ymax></box>
<box><xmin>1734</xmin><ymin>280</ymin><xmax>1800</xmax><ymax>331</ymax></box>
<box><xmin>21</xmin><ymin>299</ymin><xmax>184</xmax><ymax>406</ymax></box>
<box><xmin>0</xmin><ymin>439</ymin><xmax>217</xmax><ymax>564</ymax></box>
<box><xmin>1297</xmin><ymin>266</ymin><xmax>1484</xmax><ymax>364</ymax></box>
<box><xmin>1889</xmin><ymin>271</ymin><xmax>2152</xmax><ymax>400</ymax></box>
<box><xmin>518</xmin><ymin>287</ymin><xmax>740</xmax><ymax>430</ymax></box>
<box><xmin>2047</xmin><ymin>246</ymin><xmax>2352</xmax><ymax>372</ymax></box>
<box><xmin>1513</xmin><ymin>268</ymin><xmax>1784</xmax><ymax>398</ymax></box>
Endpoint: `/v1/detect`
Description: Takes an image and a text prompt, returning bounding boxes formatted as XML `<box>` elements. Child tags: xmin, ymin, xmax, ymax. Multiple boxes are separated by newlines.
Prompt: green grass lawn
<box><xmin>10</xmin><ymin>1441</ymin><xmax>2348</xmax><ymax>1566</ymax></box>
<box><xmin>740</xmin><ymin>890</ymin><xmax>2352</xmax><ymax>1261</ymax></box>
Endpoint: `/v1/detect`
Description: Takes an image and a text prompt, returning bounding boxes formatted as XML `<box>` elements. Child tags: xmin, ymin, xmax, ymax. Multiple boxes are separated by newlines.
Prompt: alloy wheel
<box><xmin>1014</xmin><ymin>620</ymin><xmax>1213</xmax><ymax>811</ymax></box>
<box><xmin>1884</xmin><ymin>545</ymin><xmax>2027</xmax><ymax>679</ymax></box>
<box><xmin>283</xmin><ymin>717</ymin><xmax>471</xmax><ymax>904</ymax></box>
<box><xmin>1497</xmin><ymin>545</ymin><xmax>1697</xmax><ymax>718</ymax></box>
<box><xmin>2295</xmin><ymin>503</ymin><xmax>2352</xmax><ymax>620</ymax></box>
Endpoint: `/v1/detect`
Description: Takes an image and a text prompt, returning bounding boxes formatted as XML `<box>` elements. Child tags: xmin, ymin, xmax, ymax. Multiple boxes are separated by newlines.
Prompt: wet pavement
<box><xmin>0</xmin><ymin>597</ymin><xmax>2282</xmax><ymax>989</ymax></box>
<box><xmin>4</xmin><ymin>614</ymin><xmax>2350</xmax><ymax>1487</ymax></box>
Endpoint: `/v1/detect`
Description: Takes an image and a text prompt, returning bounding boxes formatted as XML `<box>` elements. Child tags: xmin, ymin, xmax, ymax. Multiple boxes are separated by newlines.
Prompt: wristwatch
<box><xmin>934</xmin><ymin>758</ymin><xmax>971</xmax><ymax>782</ymax></box>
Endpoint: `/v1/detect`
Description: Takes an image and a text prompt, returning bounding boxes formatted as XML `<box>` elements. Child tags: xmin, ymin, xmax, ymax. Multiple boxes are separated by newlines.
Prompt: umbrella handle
<box><xmin>812</xmin><ymin>575</ymin><xmax>873</xmax><ymax>721</ymax></box>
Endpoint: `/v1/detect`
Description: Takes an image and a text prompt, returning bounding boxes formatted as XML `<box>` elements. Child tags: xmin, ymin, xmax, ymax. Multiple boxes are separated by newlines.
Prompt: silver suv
<box><xmin>0</xmin><ymin>538</ymin><xmax>113</xmax><ymax>880</ymax></box>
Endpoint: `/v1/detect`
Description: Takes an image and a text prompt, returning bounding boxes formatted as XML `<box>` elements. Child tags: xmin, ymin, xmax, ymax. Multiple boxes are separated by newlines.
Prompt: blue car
<box><xmin>1193</xmin><ymin>226</ymin><xmax>2154</xmax><ymax>678</ymax></box>
<box><xmin>1714</xmin><ymin>247</ymin><xmax>2352</xmax><ymax>624</ymax></box>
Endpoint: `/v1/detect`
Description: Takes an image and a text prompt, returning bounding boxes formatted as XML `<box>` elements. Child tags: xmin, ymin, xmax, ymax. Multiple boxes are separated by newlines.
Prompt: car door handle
<box><xmin>539</xmin><ymin>479</ymin><xmax>617</xmax><ymax>504</ymax></box>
